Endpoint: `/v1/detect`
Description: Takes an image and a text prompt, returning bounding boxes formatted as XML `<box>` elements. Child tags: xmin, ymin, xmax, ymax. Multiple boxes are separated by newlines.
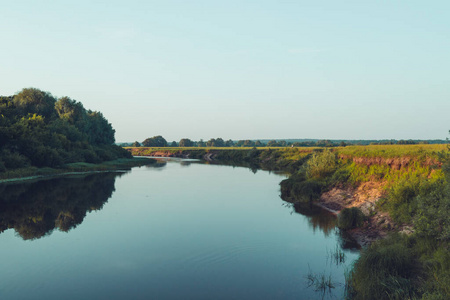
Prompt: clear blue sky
<box><xmin>1</xmin><ymin>1</ymin><xmax>449</xmax><ymax>142</ymax></box>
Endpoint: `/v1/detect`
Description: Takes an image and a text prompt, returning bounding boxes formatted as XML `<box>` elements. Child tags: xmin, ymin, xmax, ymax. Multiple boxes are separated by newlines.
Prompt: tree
<box><xmin>207</xmin><ymin>138</ymin><xmax>225</xmax><ymax>147</ymax></box>
<box><xmin>85</xmin><ymin>111</ymin><xmax>115</xmax><ymax>145</ymax></box>
<box><xmin>132</xmin><ymin>141</ymin><xmax>141</xmax><ymax>147</ymax></box>
<box><xmin>197</xmin><ymin>139</ymin><xmax>206</xmax><ymax>147</ymax></box>
<box><xmin>142</xmin><ymin>135</ymin><xmax>167</xmax><ymax>147</ymax></box>
<box><xmin>179</xmin><ymin>138</ymin><xmax>193</xmax><ymax>147</ymax></box>
<box><xmin>170</xmin><ymin>141</ymin><xmax>178</xmax><ymax>147</ymax></box>
<box><xmin>55</xmin><ymin>97</ymin><xmax>87</xmax><ymax>126</ymax></box>
<box><xmin>13</xmin><ymin>88</ymin><xmax>57</xmax><ymax>119</ymax></box>
<box><xmin>267</xmin><ymin>140</ymin><xmax>278</xmax><ymax>147</ymax></box>
<box><xmin>225</xmin><ymin>139</ymin><xmax>234</xmax><ymax>147</ymax></box>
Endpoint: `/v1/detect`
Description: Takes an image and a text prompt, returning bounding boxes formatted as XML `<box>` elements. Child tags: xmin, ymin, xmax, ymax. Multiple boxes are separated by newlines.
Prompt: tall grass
<box><xmin>350</xmin><ymin>234</ymin><xmax>418</xmax><ymax>300</ymax></box>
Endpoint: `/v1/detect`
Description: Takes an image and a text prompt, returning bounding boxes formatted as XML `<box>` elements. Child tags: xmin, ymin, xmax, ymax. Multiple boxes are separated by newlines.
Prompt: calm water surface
<box><xmin>0</xmin><ymin>159</ymin><xmax>359</xmax><ymax>299</ymax></box>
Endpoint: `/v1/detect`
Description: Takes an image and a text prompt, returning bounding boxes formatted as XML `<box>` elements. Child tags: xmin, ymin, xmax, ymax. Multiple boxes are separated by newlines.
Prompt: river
<box><xmin>0</xmin><ymin>158</ymin><xmax>359</xmax><ymax>299</ymax></box>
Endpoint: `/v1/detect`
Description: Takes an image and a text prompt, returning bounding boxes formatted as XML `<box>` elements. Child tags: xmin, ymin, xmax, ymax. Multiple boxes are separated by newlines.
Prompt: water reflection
<box><xmin>292</xmin><ymin>202</ymin><xmax>337</xmax><ymax>236</ymax></box>
<box><xmin>0</xmin><ymin>172</ymin><xmax>124</xmax><ymax>240</ymax></box>
<box><xmin>281</xmin><ymin>198</ymin><xmax>360</xmax><ymax>251</ymax></box>
<box><xmin>146</xmin><ymin>161</ymin><xmax>167</xmax><ymax>169</ymax></box>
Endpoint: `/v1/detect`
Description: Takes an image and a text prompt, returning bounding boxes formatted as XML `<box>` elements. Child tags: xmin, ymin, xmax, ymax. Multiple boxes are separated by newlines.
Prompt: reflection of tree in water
<box><xmin>0</xmin><ymin>172</ymin><xmax>124</xmax><ymax>240</ymax></box>
<box><xmin>292</xmin><ymin>202</ymin><xmax>337</xmax><ymax>237</ymax></box>
<box><xmin>282</xmin><ymin>200</ymin><xmax>360</xmax><ymax>251</ymax></box>
<box><xmin>146</xmin><ymin>161</ymin><xmax>167</xmax><ymax>169</ymax></box>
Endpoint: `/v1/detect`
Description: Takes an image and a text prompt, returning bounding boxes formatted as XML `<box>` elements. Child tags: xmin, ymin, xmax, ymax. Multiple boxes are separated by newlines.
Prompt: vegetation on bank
<box><xmin>129</xmin><ymin>144</ymin><xmax>449</xmax><ymax>299</ymax></box>
<box><xmin>0</xmin><ymin>157</ymin><xmax>156</xmax><ymax>183</ymax></box>
<box><xmin>0</xmin><ymin>88</ymin><xmax>148</xmax><ymax>180</ymax></box>
<box><xmin>122</xmin><ymin>136</ymin><xmax>446</xmax><ymax>148</ymax></box>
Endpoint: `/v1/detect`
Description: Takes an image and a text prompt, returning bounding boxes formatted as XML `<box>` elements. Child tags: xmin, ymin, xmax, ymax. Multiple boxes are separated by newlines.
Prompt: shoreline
<box><xmin>0</xmin><ymin>157</ymin><xmax>156</xmax><ymax>185</ymax></box>
<box><xmin>0</xmin><ymin>170</ymin><xmax>128</xmax><ymax>185</ymax></box>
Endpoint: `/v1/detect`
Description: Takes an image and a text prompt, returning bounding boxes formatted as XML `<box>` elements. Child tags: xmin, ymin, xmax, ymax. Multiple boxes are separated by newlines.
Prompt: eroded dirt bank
<box><xmin>318</xmin><ymin>183</ymin><xmax>414</xmax><ymax>247</ymax></box>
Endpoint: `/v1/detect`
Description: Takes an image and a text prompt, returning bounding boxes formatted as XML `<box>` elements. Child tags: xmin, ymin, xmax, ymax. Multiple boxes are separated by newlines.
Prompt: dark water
<box><xmin>0</xmin><ymin>159</ymin><xmax>359</xmax><ymax>299</ymax></box>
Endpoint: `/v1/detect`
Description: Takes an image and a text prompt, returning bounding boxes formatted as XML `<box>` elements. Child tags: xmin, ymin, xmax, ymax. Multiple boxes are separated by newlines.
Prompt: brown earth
<box><xmin>317</xmin><ymin>182</ymin><xmax>413</xmax><ymax>247</ymax></box>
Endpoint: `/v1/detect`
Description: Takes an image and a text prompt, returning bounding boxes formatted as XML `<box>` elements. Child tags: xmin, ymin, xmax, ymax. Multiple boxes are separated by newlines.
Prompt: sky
<box><xmin>1</xmin><ymin>0</ymin><xmax>449</xmax><ymax>142</ymax></box>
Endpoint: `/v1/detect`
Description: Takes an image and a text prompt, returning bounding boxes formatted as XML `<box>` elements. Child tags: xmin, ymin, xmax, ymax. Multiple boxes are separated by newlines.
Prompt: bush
<box><xmin>29</xmin><ymin>146</ymin><xmax>63</xmax><ymax>167</ymax></box>
<box><xmin>337</xmin><ymin>207</ymin><xmax>366</xmax><ymax>230</ymax></box>
<box><xmin>330</xmin><ymin>166</ymin><xmax>351</xmax><ymax>185</ymax></box>
<box><xmin>81</xmin><ymin>149</ymin><xmax>100</xmax><ymax>163</ymax></box>
<box><xmin>1</xmin><ymin>150</ymin><xmax>29</xmax><ymax>169</ymax></box>
<box><xmin>305</xmin><ymin>149</ymin><xmax>337</xmax><ymax>179</ymax></box>
<box><xmin>386</xmin><ymin>177</ymin><xmax>421</xmax><ymax>223</ymax></box>
<box><xmin>350</xmin><ymin>234</ymin><xmax>418</xmax><ymax>299</ymax></box>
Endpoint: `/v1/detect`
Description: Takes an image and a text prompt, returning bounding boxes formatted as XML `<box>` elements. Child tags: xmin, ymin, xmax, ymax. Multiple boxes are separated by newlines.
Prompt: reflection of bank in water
<box><xmin>0</xmin><ymin>172</ymin><xmax>125</xmax><ymax>240</ymax></box>
<box><xmin>287</xmin><ymin>201</ymin><xmax>360</xmax><ymax>251</ymax></box>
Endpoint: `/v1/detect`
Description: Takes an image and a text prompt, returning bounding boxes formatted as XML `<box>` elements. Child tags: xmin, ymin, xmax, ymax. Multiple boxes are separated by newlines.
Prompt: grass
<box><xmin>336</xmin><ymin>144</ymin><xmax>447</xmax><ymax>160</ymax></box>
<box><xmin>327</xmin><ymin>245</ymin><xmax>346</xmax><ymax>266</ymax></box>
<box><xmin>305</xmin><ymin>267</ymin><xmax>336</xmax><ymax>299</ymax></box>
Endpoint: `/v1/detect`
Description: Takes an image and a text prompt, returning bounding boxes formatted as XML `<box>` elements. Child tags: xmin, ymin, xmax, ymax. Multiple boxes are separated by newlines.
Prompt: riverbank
<box><xmin>126</xmin><ymin>144</ymin><xmax>450</xmax><ymax>298</ymax></box>
<box><xmin>0</xmin><ymin>157</ymin><xmax>156</xmax><ymax>184</ymax></box>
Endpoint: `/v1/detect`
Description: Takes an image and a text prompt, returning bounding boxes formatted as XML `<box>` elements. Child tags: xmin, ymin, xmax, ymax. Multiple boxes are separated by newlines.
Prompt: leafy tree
<box><xmin>225</xmin><ymin>139</ymin><xmax>234</xmax><ymax>147</ymax></box>
<box><xmin>179</xmin><ymin>138</ymin><xmax>193</xmax><ymax>147</ymax></box>
<box><xmin>170</xmin><ymin>141</ymin><xmax>178</xmax><ymax>147</ymax></box>
<box><xmin>197</xmin><ymin>139</ymin><xmax>206</xmax><ymax>147</ymax></box>
<box><xmin>0</xmin><ymin>88</ymin><xmax>125</xmax><ymax>172</ymax></box>
<box><xmin>267</xmin><ymin>140</ymin><xmax>278</xmax><ymax>147</ymax></box>
<box><xmin>131</xmin><ymin>141</ymin><xmax>141</xmax><ymax>147</ymax></box>
<box><xmin>55</xmin><ymin>97</ymin><xmax>87</xmax><ymax>128</ymax></box>
<box><xmin>13</xmin><ymin>88</ymin><xmax>57</xmax><ymax>119</ymax></box>
<box><xmin>85</xmin><ymin>111</ymin><xmax>115</xmax><ymax>145</ymax></box>
<box><xmin>142</xmin><ymin>135</ymin><xmax>167</xmax><ymax>147</ymax></box>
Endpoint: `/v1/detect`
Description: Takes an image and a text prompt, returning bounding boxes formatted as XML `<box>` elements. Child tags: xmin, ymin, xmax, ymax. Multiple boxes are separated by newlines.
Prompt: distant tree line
<box><xmin>0</xmin><ymin>88</ymin><xmax>130</xmax><ymax>172</ymax></box>
<box><xmin>129</xmin><ymin>137</ymin><xmax>346</xmax><ymax>148</ymax></box>
<box><xmin>125</xmin><ymin>136</ymin><xmax>442</xmax><ymax>148</ymax></box>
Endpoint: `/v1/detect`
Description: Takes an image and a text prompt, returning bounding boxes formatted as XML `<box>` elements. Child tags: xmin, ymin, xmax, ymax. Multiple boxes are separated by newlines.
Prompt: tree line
<box><xmin>127</xmin><ymin>136</ymin><xmax>433</xmax><ymax>148</ymax></box>
<box><xmin>0</xmin><ymin>88</ymin><xmax>130</xmax><ymax>172</ymax></box>
<box><xmin>130</xmin><ymin>137</ymin><xmax>343</xmax><ymax>148</ymax></box>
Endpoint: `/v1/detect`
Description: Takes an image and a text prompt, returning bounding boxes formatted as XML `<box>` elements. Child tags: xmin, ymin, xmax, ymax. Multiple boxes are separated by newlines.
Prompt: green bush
<box><xmin>330</xmin><ymin>166</ymin><xmax>351</xmax><ymax>185</ymax></box>
<box><xmin>350</xmin><ymin>234</ymin><xmax>417</xmax><ymax>300</ymax></box>
<box><xmin>305</xmin><ymin>149</ymin><xmax>337</xmax><ymax>179</ymax></box>
<box><xmin>386</xmin><ymin>177</ymin><xmax>421</xmax><ymax>223</ymax></box>
<box><xmin>337</xmin><ymin>207</ymin><xmax>366</xmax><ymax>230</ymax></box>
<box><xmin>292</xmin><ymin>179</ymin><xmax>323</xmax><ymax>202</ymax></box>
<box><xmin>1</xmin><ymin>150</ymin><xmax>29</xmax><ymax>169</ymax></box>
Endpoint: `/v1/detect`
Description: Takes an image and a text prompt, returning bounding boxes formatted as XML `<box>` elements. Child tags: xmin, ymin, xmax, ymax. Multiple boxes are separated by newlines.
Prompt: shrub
<box><xmin>350</xmin><ymin>234</ymin><xmax>418</xmax><ymax>299</ymax></box>
<box><xmin>386</xmin><ymin>177</ymin><xmax>421</xmax><ymax>223</ymax></box>
<box><xmin>305</xmin><ymin>149</ymin><xmax>337</xmax><ymax>179</ymax></box>
<box><xmin>330</xmin><ymin>166</ymin><xmax>351</xmax><ymax>185</ymax></box>
<box><xmin>292</xmin><ymin>180</ymin><xmax>323</xmax><ymax>202</ymax></box>
<box><xmin>337</xmin><ymin>207</ymin><xmax>366</xmax><ymax>230</ymax></box>
<box><xmin>1</xmin><ymin>150</ymin><xmax>29</xmax><ymax>169</ymax></box>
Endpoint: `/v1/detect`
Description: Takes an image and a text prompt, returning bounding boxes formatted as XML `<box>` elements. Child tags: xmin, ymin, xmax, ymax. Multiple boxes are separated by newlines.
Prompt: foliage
<box><xmin>305</xmin><ymin>149</ymin><xmax>337</xmax><ymax>179</ymax></box>
<box><xmin>179</xmin><ymin>138</ymin><xmax>193</xmax><ymax>147</ymax></box>
<box><xmin>142</xmin><ymin>135</ymin><xmax>167</xmax><ymax>147</ymax></box>
<box><xmin>337</xmin><ymin>207</ymin><xmax>366</xmax><ymax>230</ymax></box>
<box><xmin>206</xmin><ymin>138</ymin><xmax>225</xmax><ymax>147</ymax></box>
<box><xmin>0</xmin><ymin>88</ymin><xmax>124</xmax><ymax>174</ymax></box>
<box><xmin>350</xmin><ymin>234</ymin><xmax>418</xmax><ymax>300</ymax></box>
